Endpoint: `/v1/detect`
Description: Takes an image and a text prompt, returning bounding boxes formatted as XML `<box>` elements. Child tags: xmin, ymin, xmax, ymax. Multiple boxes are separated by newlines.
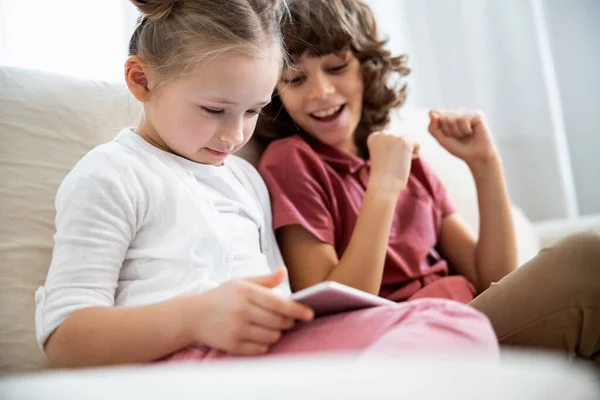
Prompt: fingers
<box><xmin>457</xmin><ymin>118</ymin><xmax>473</xmax><ymax>135</ymax></box>
<box><xmin>428</xmin><ymin>112</ymin><xmax>444</xmax><ymax>142</ymax></box>
<box><xmin>429</xmin><ymin>110</ymin><xmax>439</xmax><ymax>127</ymax></box>
<box><xmin>231</xmin><ymin>341</ymin><xmax>270</xmax><ymax>356</ymax></box>
<box><xmin>247</xmin><ymin>304</ymin><xmax>296</xmax><ymax>330</ymax></box>
<box><xmin>441</xmin><ymin>115</ymin><xmax>461</xmax><ymax>137</ymax></box>
<box><xmin>412</xmin><ymin>142</ymin><xmax>420</xmax><ymax>159</ymax></box>
<box><xmin>243</xmin><ymin>267</ymin><xmax>287</xmax><ymax>289</ymax></box>
<box><xmin>429</xmin><ymin>111</ymin><xmax>453</xmax><ymax>148</ymax></box>
<box><xmin>429</xmin><ymin>109</ymin><xmax>480</xmax><ymax>139</ymax></box>
<box><xmin>240</xmin><ymin>323</ymin><xmax>282</xmax><ymax>345</ymax></box>
<box><xmin>471</xmin><ymin>113</ymin><xmax>484</xmax><ymax>129</ymax></box>
<box><xmin>249</xmin><ymin>285</ymin><xmax>314</xmax><ymax>322</ymax></box>
<box><xmin>368</xmin><ymin>131</ymin><xmax>418</xmax><ymax>153</ymax></box>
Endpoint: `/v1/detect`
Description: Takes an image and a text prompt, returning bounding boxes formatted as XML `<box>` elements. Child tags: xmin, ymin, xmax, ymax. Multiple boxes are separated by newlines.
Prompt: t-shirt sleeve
<box><xmin>258</xmin><ymin>141</ymin><xmax>335</xmax><ymax>246</ymax></box>
<box><xmin>35</xmin><ymin>154</ymin><xmax>136</xmax><ymax>348</ymax></box>
<box><xmin>414</xmin><ymin>158</ymin><xmax>456</xmax><ymax>217</ymax></box>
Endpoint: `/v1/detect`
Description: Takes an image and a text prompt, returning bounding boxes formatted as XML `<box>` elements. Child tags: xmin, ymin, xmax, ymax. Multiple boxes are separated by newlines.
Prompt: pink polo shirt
<box><xmin>258</xmin><ymin>135</ymin><xmax>476</xmax><ymax>304</ymax></box>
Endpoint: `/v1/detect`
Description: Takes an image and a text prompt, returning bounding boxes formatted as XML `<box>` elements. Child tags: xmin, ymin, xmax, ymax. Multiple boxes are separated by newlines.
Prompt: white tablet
<box><xmin>291</xmin><ymin>281</ymin><xmax>395</xmax><ymax>317</ymax></box>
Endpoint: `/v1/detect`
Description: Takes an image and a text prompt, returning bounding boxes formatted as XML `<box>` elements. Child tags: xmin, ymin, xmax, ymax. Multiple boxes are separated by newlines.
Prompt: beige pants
<box><xmin>471</xmin><ymin>231</ymin><xmax>600</xmax><ymax>364</ymax></box>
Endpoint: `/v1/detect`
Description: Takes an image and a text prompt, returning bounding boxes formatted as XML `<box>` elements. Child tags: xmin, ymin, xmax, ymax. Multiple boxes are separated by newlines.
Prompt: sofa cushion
<box><xmin>0</xmin><ymin>66</ymin><xmax>264</xmax><ymax>373</ymax></box>
<box><xmin>0</xmin><ymin>67</ymin><xmax>141</xmax><ymax>372</ymax></box>
<box><xmin>0</xmin><ymin>66</ymin><xmax>540</xmax><ymax>373</ymax></box>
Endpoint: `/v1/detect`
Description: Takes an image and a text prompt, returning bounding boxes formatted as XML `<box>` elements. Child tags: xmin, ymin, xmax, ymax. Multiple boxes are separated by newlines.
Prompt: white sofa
<box><xmin>1</xmin><ymin>66</ymin><xmax>599</xmax><ymax>398</ymax></box>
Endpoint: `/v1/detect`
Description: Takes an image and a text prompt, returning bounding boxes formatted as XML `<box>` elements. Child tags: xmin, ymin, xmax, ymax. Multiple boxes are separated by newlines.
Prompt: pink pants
<box><xmin>161</xmin><ymin>298</ymin><xmax>498</xmax><ymax>362</ymax></box>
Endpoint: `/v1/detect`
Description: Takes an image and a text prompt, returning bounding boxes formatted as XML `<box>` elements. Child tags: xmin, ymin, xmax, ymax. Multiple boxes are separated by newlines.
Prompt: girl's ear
<box><xmin>125</xmin><ymin>56</ymin><xmax>152</xmax><ymax>103</ymax></box>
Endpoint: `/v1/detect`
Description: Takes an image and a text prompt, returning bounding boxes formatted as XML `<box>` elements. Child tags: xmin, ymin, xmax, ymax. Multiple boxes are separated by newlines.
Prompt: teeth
<box><xmin>311</xmin><ymin>105</ymin><xmax>342</xmax><ymax>118</ymax></box>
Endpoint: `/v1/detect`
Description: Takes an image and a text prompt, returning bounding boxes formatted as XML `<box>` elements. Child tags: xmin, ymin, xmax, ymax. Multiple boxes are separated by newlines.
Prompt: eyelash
<box><xmin>283</xmin><ymin>76</ymin><xmax>304</xmax><ymax>85</ymax></box>
<box><xmin>247</xmin><ymin>108</ymin><xmax>264</xmax><ymax>116</ymax></box>
<box><xmin>283</xmin><ymin>62</ymin><xmax>349</xmax><ymax>85</ymax></box>
<box><xmin>201</xmin><ymin>107</ymin><xmax>264</xmax><ymax>116</ymax></box>
<box><xmin>201</xmin><ymin>107</ymin><xmax>224</xmax><ymax>115</ymax></box>
<box><xmin>329</xmin><ymin>62</ymin><xmax>348</xmax><ymax>73</ymax></box>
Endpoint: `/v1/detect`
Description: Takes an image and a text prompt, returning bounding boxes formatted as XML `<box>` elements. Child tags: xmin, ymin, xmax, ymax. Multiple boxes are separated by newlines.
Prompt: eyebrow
<box><xmin>206</xmin><ymin>98</ymin><xmax>271</xmax><ymax>108</ymax></box>
<box><xmin>281</xmin><ymin>65</ymin><xmax>303</xmax><ymax>76</ymax></box>
<box><xmin>284</xmin><ymin>52</ymin><xmax>350</xmax><ymax>71</ymax></box>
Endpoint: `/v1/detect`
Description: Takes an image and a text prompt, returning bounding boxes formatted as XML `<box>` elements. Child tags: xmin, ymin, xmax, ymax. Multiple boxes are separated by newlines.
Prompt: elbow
<box><xmin>43</xmin><ymin>327</ymin><xmax>89</xmax><ymax>369</ymax></box>
<box><xmin>43</xmin><ymin>330</ymin><xmax>72</xmax><ymax>368</ymax></box>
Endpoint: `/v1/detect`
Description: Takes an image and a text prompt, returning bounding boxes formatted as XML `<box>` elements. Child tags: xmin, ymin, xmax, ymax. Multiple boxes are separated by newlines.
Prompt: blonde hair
<box><xmin>128</xmin><ymin>0</ymin><xmax>286</xmax><ymax>81</ymax></box>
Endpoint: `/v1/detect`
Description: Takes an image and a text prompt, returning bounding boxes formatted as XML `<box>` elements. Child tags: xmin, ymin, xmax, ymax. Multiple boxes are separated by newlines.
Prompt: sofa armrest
<box><xmin>533</xmin><ymin>214</ymin><xmax>600</xmax><ymax>248</ymax></box>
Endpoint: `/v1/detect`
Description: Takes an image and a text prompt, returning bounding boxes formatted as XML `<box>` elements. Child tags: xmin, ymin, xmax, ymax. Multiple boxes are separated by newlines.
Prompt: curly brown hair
<box><xmin>255</xmin><ymin>0</ymin><xmax>410</xmax><ymax>159</ymax></box>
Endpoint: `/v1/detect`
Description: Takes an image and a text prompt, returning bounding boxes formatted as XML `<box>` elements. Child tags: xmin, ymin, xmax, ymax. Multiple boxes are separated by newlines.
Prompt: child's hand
<box><xmin>367</xmin><ymin>131</ymin><xmax>420</xmax><ymax>191</ymax></box>
<box><xmin>190</xmin><ymin>268</ymin><xmax>313</xmax><ymax>355</ymax></box>
<box><xmin>428</xmin><ymin>109</ymin><xmax>498</xmax><ymax>165</ymax></box>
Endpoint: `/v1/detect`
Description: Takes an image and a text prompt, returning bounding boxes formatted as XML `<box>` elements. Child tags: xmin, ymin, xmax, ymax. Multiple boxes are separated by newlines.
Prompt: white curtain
<box><xmin>366</xmin><ymin>0</ymin><xmax>600</xmax><ymax>221</ymax></box>
<box><xmin>1</xmin><ymin>0</ymin><xmax>598</xmax><ymax>221</ymax></box>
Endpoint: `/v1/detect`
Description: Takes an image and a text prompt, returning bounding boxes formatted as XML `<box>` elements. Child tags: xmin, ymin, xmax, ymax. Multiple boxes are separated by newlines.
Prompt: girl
<box><xmin>256</xmin><ymin>0</ymin><xmax>600</xmax><ymax>363</ymax></box>
<box><xmin>35</xmin><ymin>0</ymin><xmax>497</xmax><ymax>368</ymax></box>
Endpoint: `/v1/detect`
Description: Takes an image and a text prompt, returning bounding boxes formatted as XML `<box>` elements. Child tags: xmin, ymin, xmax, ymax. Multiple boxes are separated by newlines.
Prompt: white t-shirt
<box><xmin>35</xmin><ymin>129</ymin><xmax>290</xmax><ymax>347</ymax></box>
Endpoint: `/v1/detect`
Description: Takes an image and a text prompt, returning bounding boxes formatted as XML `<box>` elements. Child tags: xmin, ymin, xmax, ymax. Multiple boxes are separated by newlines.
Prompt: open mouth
<box><xmin>310</xmin><ymin>104</ymin><xmax>345</xmax><ymax>122</ymax></box>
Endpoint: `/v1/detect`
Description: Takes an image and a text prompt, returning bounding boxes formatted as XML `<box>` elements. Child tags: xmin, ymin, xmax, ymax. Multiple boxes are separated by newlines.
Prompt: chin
<box><xmin>199</xmin><ymin>157</ymin><xmax>224</xmax><ymax>166</ymax></box>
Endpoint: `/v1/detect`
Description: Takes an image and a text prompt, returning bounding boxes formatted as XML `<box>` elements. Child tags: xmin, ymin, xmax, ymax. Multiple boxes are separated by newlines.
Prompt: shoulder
<box><xmin>57</xmin><ymin>140</ymin><xmax>147</xmax><ymax>206</ymax></box>
<box><xmin>63</xmin><ymin>142</ymin><xmax>130</xmax><ymax>185</ymax></box>
<box><xmin>261</xmin><ymin>136</ymin><xmax>320</xmax><ymax>164</ymax></box>
<box><xmin>259</xmin><ymin>136</ymin><xmax>326</xmax><ymax>176</ymax></box>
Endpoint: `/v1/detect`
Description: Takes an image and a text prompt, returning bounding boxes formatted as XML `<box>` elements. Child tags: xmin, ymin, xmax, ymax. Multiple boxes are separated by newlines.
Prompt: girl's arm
<box><xmin>41</xmin><ymin>157</ymin><xmax>311</xmax><ymax>368</ymax></box>
<box><xmin>42</xmin><ymin>167</ymin><xmax>195</xmax><ymax>367</ymax></box>
<box><xmin>45</xmin><ymin>295</ymin><xmax>198</xmax><ymax>367</ymax></box>
<box><xmin>278</xmin><ymin>133</ymin><xmax>419</xmax><ymax>295</ymax></box>
<box><xmin>279</xmin><ymin>185</ymin><xmax>399</xmax><ymax>294</ymax></box>
<box><xmin>45</xmin><ymin>269</ymin><xmax>313</xmax><ymax>368</ymax></box>
<box><xmin>438</xmin><ymin>157</ymin><xmax>517</xmax><ymax>292</ymax></box>
<box><xmin>430</xmin><ymin>111</ymin><xmax>518</xmax><ymax>292</ymax></box>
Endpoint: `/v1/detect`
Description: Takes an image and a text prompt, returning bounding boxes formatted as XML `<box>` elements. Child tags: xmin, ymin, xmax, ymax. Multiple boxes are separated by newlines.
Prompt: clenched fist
<box><xmin>429</xmin><ymin>109</ymin><xmax>498</xmax><ymax>165</ymax></box>
<box><xmin>367</xmin><ymin>131</ymin><xmax>420</xmax><ymax>191</ymax></box>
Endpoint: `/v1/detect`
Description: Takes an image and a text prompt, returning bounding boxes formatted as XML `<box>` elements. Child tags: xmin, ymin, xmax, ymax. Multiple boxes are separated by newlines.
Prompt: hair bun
<box><xmin>130</xmin><ymin>0</ymin><xmax>182</xmax><ymax>22</ymax></box>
